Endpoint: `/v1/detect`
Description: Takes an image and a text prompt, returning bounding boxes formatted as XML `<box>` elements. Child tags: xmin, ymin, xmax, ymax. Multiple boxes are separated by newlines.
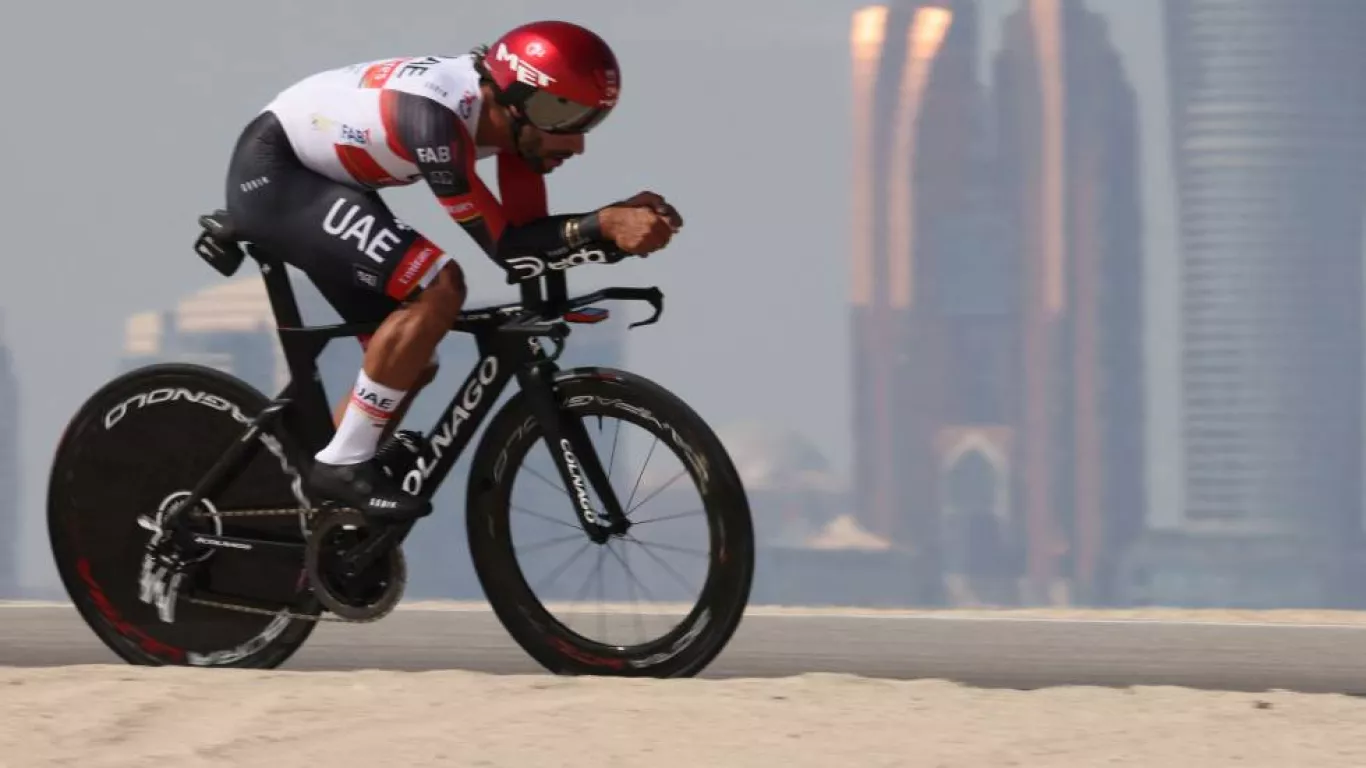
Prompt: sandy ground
<box><xmin>9</xmin><ymin>603</ymin><xmax>1366</xmax><ymax>766</ymax></box>
<box><xmin>15</xmin><ymin>599</ymin><xmax>1366</xmax><ymax>625</ymax></box>
<box><xmin>398</xmin><ymin>600</ymin><xmax>1366</xmax><ymax>625</ymax></box>
<box><xmin>3</xmin><ymin>665</ymin><xmax>1366</xmax><ymax>768</ymax></box>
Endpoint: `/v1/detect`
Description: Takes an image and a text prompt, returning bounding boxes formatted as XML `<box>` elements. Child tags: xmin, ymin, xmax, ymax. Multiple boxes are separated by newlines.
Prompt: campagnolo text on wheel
<box><xmin>46</xmin><ymin>21</ymin><xmax>755</xmax><ymax>677</ymax></box>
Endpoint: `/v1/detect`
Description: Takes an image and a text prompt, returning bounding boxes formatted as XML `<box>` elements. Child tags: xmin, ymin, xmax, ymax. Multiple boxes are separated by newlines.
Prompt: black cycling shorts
<box><xmin>223</xmin><ymin>111</ymin><xmax>454</xmax><ymax>326</ymax></box>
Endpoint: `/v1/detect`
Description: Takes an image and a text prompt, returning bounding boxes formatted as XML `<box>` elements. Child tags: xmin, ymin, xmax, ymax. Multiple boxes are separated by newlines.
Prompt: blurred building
<box><xmin>1120</xmin><ymin>0</ymin><xmax>1366</xmax><ymax>608</ymax></box>
<box><xmin>119</xmin><ymin>275</ymin><xmax>284</xmax><ymax>393</ymax></box>
<box><xmin>994</xmin><ymin>0</ymin><xmax>1145</xmax><ymax>605</ymax></box>
<box><xmin>0</xmin><ymin>312</ymin><xmax>19</xmax><ymax>597</ymax></box>
<box><xmin>848</xmin><ymin>0</ymin><xmax>1145</xmax><ymax>607</ymax></box>
<box><xmin>849</xmin><ymin>1</ymin><xmax>993</xmax><ymax>606</ymax></box>
<box><xmin>119</xmin><ymin>267</ymin><xmax>627</xmax><ymax>599</ymax></box>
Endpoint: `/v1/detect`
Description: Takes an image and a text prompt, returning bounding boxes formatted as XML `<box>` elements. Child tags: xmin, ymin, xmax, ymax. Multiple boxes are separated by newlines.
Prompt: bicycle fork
<box><xmin>517</xmin><ymin>367</ymin><xmax>630</xmax><ymax>544</ymax></box>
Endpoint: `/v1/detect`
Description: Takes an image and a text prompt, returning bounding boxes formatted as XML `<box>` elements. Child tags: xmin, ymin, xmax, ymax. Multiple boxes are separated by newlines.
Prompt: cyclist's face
<box><xmin>517</xmin><ymin>123</ymin><xmax>585</xmax><ymax>173</ymax></box>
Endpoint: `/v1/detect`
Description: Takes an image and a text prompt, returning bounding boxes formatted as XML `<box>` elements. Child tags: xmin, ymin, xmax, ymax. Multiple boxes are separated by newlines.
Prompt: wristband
<box><xmin>563</xmin><ymin>212</ymin><xmax>605</xmax><ymax>248</ymax></box>
<box><xmin>577</xmin><ymin>212</ymin><xmax>604</xmax><ymax>244</ymax></box>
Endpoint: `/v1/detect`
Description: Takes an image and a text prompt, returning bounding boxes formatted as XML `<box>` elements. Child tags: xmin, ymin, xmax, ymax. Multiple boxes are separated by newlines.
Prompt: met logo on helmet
<box><xmin>494</xmin><ymin>43</ymin><xmax>556</xmax><ymax>87</ymax></box>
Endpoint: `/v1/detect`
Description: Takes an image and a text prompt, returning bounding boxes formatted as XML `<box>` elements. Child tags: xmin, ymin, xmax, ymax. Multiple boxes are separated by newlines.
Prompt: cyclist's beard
<box><xmin>515</xmin><ymin>126</ymin><xmax>571</xmax><ymax>175</ymax></box>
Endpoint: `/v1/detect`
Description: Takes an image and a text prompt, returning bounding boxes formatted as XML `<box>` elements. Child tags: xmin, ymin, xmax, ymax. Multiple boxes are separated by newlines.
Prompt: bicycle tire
<box><xmin>465</xmin><ymin>366</ymin><xmax>754</xmax><ymax>678</ymax></box>
<box><xmin>47</xmin><ymin>363</ymin><xmax>321</xmax><ymax>668</ymax></box>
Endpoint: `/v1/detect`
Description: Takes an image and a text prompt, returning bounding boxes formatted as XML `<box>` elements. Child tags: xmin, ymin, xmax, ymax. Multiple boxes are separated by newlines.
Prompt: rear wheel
<box><xmin>47</xmin><ymin>363</ymin><xmax>320</xmax><ymax>668</ymax></box>
<box><xmin>466</xmin><ymin>367</ymin><xmax>755</xmax><ymax>677</ymax></box>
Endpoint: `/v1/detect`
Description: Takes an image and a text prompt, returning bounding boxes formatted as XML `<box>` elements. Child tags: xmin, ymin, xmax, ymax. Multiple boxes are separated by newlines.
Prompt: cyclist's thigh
<box><xmin>225</xmin><ymin>112</ymin><xmax>454</xmax><ymax>322</ymax></box>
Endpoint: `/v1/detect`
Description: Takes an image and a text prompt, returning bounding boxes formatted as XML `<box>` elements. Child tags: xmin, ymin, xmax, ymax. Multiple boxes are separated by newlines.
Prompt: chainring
<box><xmin>303</xmin><ymin>509</ymin><xmax>407</xmax><ymax>622</ymax></box>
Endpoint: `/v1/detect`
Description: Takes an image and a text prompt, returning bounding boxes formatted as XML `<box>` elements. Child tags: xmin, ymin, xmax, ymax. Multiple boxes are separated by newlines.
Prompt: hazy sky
<box><xmin>1</xmin><ymin>0</ymin><xmax>1175</xmax><ymax>586</ymax></box>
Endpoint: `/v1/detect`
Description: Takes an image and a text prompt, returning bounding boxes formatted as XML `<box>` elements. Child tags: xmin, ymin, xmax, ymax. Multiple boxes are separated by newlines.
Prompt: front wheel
<box><xmin>466</xmin><ymin>367</ymin><xmax>754</xmax><ymax>677</ymax></box>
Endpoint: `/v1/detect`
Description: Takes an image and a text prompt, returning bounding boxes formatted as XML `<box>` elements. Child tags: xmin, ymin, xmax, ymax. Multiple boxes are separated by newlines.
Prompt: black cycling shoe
<box><xmin>373</xmin><ymin>429</ymin><xmax>424</xmax><ymax>480</ymax></box>
<box><xmin>307</xmin><ymin>457</ymin><xmax>432</xmax><ymax>522</ymax></box>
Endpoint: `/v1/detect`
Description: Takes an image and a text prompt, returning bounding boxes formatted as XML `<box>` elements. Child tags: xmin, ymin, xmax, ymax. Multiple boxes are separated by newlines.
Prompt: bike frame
<box><xmin>167</xmin><ymin>234</ymin><xmax>664</xmax><ymax>561</ymax></box>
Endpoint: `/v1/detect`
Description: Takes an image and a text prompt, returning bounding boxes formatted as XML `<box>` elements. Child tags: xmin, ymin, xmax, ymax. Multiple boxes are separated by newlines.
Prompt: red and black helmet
<box><xmin>477</xmin><ymin>20</ymin><xmax>621</xmax><ymax>135</ymax></box>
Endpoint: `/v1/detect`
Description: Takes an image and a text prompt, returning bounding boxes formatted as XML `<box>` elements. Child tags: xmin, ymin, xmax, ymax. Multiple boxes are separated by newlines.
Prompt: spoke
<box><xmin>571</xmin><ymin>547</ymin><xmax>603</xmax><ymax>604</ymax></box>
<box><xmin>510</xmin><ymin>504</ymin><xmax>579</xmax><ymax>529</ymax></box>
<box><xmin>627</xmin><ymin>468</ymin><xmax>688</xmax><ymax>517</ymax></box>
<box><xmin>605</xmin><ymin>539</ymin><xmax>660</xmax><ymax>605</ymax></box>
<box><xmin>596</xmin><ymin>547</ymin><xmax>607</xmax><ymax>643</ymax></box>
<box><xmin>631</xmin><ymin>508</ymin><xmax>705</xmax><ymax>527</ymax></box>
<box><xmin>530</xmin><ymin>539</ymin><xmax>593</xmax><ymax>595</ymax></box>
<box><xmin>624</xmin><ymin>534</ymin><xmax>700</xmax><ymax>597</ymax></box>
<box><xmin>604</xmin><ymin>418</ymin><xmax>623</xmax><ymax>484</ymax></box>
<box><xmin>618</xmin><ymin>543</ymin><xmax>648</xmax><ymax>645</ymax></box>
<box><xmin>624</xmin><ymin>537</ymin><xmax>710</xmax><ymax>558</ymax></box>
<box><xmin>625</xmin><ymin>436</ymin><xmax>660</xmax><ymax>511</ymax></box>
<box><xmin>521</xmin><ymin>462</ymin><xmax>571</xmax><ymax>500</ymax></box>
<box><xmin>515</xmin><ymin>531</ymin><xmax>587</xmax><ymax>555</ymax></box>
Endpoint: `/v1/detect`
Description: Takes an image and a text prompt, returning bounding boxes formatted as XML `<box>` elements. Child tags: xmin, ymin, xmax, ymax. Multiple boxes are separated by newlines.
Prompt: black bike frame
<box><xmin>167</xmin><ymin>236</ymin><xmax>662</xmax><ymax>552</ymax></box>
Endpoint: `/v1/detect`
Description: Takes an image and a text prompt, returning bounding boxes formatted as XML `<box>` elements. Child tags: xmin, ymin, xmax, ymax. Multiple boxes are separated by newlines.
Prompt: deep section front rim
<box><xmin>466</xmin><ymin>367</ymin><xmax>754</xmax><ymax>678</ymax></box>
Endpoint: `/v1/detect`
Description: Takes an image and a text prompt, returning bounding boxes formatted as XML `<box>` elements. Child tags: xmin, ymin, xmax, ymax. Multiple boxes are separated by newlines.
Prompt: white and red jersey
<box><xmin>250</xmin><ymin>52</ymin><xmax>619</xmax><ymax>288</ymax></box>
<box><xmin>263</xmin><ymin>54</ymin><xmax>497</xmax><ymax>190</ymax></box>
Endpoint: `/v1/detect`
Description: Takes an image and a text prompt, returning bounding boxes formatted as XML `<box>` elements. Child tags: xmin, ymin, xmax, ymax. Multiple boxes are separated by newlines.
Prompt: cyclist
<box><xmin>221</xmin><ymin>20</ymin><xmax>682</xmax><ymax>522</ymax></box>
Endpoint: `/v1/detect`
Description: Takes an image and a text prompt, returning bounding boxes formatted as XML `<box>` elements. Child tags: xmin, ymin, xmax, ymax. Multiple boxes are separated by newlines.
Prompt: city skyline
<box><xmin>10</xmin><ymin>1</ymin><xmax>1366</xmax><ymax>608</ymax></box>
<box><xmin>849</xmin><ymin>0</ymin><xmax>1146</xmax><ymax>605</ymax></box>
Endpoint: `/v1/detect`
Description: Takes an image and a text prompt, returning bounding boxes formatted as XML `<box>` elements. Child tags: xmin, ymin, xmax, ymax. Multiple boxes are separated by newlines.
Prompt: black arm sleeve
<box><xmin>383</xmin><ymin>90</ymin><xmax>620</xmax><ymax>281</ymax></box>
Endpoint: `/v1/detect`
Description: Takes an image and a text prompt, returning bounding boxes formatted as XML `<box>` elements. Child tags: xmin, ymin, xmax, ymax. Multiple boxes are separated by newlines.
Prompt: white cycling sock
<box><xmin>314</xmin><ymin>370</ymin><xmax>407</xmax><ymax>466</ymax></box>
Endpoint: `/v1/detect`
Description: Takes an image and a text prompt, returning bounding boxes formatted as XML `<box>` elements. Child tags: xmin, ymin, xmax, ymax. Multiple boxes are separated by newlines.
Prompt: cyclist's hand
<box><xmin>616</xmin><ymin>191</ymin><xmax>683</xmax><ymax>232</ymax></box>
<box><xmin>598</xmin><ymin>204</ymin><xmax>675</xmax><ymax>255</ymax></box>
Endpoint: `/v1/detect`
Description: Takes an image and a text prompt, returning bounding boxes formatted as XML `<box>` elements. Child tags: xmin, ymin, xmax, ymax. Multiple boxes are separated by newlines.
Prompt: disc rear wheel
<box><xmin>47</xmin><ymin>364</ymin><xmax>320</xmax><ymax>668</ymax></box>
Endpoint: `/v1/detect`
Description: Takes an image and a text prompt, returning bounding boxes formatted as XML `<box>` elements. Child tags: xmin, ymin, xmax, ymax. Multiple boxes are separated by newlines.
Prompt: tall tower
<box><xmin>1120</xmin><ymin>0</ymin><xmax>1366</xmax><ymax>608</ymax></box>
<box><xmin>994</xmin><ymin>0</ymin><xmax>1145</xmax><ymax>604</ymax></box>
<box><xmin>1166</xmin><ymin>0</ymin><xmax>1366</xmax><ymax>535</ymax></box>
<box><xmin>0</xmin><ymin>311</ymin><xmax>19</xmax><ymax>597</ymax></box>
<box><xmin>850</xmin><ymin>0</ymin><xmax>983</xmax><ymax>544</ymax></box>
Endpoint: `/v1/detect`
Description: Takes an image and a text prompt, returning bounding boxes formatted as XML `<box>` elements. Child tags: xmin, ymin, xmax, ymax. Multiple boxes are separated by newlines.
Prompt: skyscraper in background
<box><xmin>1120</xmin><ymin>0</ymin><xmax>1366</xmax><ymax>607</ymax></box>
<box><xmin>994</xmin><ymin>0</ymin><xmax>1145</xmax><ymax>605</ymax></box>
<box><xmin>0</xmin><ymin>312</ymin><xmax>18</xmax><ymax>597</ymax></box>
<box><xmin>849</xmin><ymin>0</ymin><xmax>1146</xmax><ymax>606</ymax></box>
<box><xmin>1169</xmin><ymin>0</ymin><xmax>1366</xmax><ymax>534</ymax></box>
<box><xmin>850</xmin><ymin>0</ymin><xmax>981</xmax><ymax>531</ymax></box>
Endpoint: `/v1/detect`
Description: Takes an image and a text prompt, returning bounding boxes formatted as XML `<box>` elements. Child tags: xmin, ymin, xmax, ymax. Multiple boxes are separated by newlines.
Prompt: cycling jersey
<box><xmin>264</xmin><ymin>54</ymin><xmax>495</xmax><ymax>191</ymax></box>
<box><xmin>223</xmin><ymin>53</ymin><xmax>614</xmax><ymax>325</ymax></box>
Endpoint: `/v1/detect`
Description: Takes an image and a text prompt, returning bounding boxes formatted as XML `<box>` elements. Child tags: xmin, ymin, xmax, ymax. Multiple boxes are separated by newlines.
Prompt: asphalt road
<box><xmin>4</xmin><ymin>603</ymin><xmax>1366</xmax><ymax>694</ymax></box>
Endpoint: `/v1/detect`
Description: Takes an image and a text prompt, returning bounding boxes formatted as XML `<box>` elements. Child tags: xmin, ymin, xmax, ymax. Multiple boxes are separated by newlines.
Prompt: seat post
<box><xmin>253</xmin><ymin>249</ymin><xmax>305</xmax><ymax>330</ymax></box>
<box><xmin>247</xmin><ymin>245</ymin><xmax>335</xmax><ymax>453</ymax></box>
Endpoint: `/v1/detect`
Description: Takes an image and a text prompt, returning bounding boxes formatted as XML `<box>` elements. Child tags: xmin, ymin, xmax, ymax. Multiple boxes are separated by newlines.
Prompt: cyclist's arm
<box><xmin>382</xmin><ymin>91</ymin><xmax>618</xmax><ymax>282</ymax></box>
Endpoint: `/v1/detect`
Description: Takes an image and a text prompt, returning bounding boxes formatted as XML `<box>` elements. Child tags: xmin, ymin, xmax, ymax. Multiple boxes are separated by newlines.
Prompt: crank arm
<box><xmin>337</xmin><ymin>520</ymin><xmax>413</xmax><ymax>574</ymax></box>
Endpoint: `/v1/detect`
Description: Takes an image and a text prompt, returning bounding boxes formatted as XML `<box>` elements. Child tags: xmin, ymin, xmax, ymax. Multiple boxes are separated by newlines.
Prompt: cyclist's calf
<box><xmin>362</xmin><ymin>263</ymin><xmax>465</xmax><ymax>387</ymax></box>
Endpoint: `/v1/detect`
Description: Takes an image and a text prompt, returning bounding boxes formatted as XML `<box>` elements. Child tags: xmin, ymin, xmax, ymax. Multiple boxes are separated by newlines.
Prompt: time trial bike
<box><xmin>45</xmin><ymin>208</ymin><xmax>755</xmax><ymax>677</ymax></box>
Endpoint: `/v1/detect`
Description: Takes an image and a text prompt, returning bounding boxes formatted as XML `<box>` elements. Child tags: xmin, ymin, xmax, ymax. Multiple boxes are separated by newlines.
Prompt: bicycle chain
<box><xmin>186</xmin><ymin>506</ymin><xmax>325</xmax><ymax>519</ymax></box>
<box><xmin>180</xmin><ymin>505</ymin><xmax>389</xmax><ymax>624</ymax></box>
